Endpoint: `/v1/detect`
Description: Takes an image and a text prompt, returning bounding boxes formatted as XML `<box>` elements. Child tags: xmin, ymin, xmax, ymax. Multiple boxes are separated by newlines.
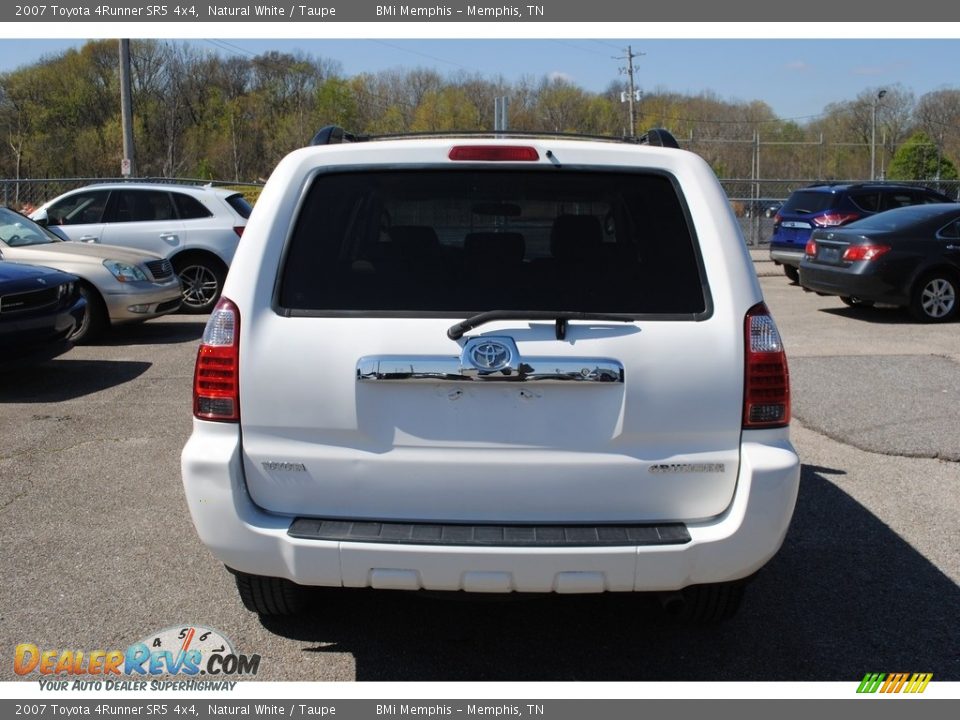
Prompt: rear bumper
<box><xmin>181</xmin><ymin>422</ymin><xmax>800</xmax><ymax>593</ymax></box>
<box><xmin>799</xmin><ymin>263</ymin><xmax>909</xmax><ymax>305</ymax></box>
<box><xmin>769</xmin><ymin>246</ymin><xmax>804</xmax><ymax>268</ymax></box>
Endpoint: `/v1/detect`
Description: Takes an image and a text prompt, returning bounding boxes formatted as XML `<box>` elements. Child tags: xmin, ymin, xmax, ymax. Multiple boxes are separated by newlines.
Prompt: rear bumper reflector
<box><xmin>288</xmin><ymin>519</ymin><xmax>690</xmax><ymax>547</ymax></box>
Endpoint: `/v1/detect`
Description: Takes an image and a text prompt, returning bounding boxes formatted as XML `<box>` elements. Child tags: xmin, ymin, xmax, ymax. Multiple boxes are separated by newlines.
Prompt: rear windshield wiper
<box><xmin>447</xmin><ymin>310</ymin><xmax>634</xmax><ymax>341</ymax></box>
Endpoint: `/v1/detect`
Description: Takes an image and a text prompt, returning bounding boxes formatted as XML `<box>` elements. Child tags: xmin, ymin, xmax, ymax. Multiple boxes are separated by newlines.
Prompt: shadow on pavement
<box><xmin>89</xmin><ymin>317</ymin><xmax>205</xmax><ymax>346</ymax></box>
<box><xmin>258</xmin><ymin>464</ymin><xmax>960</xmax><ymax>681</ymax></box>
<box><xmin>0</xmin><ymin>359</ymin><xmax>151</xmax><ymax>402</ymax></box>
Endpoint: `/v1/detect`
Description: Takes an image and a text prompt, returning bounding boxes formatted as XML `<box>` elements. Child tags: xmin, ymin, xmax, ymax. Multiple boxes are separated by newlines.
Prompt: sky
<box><xmin>0</xmin><ymin>37</ymin><xmax>958</xmax><ymax>122</ymax></box>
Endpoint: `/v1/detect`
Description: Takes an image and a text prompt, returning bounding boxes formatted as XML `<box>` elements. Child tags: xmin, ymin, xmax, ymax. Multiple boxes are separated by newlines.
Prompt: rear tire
<box><xmin>70</xmin><ymin>282</ymin><xmax>108</xmax><ymax>344</ymax></box>
<box><xmin>783</xmin><ymin>265</ymin><xmax>800</xmax><ymax>283</ymax></box>
<box><xmin>173</xmin><ymin>254</ymin><xmax>226</xmax><ymax>314</ymax></box>
<box><xmin>910</xmin><ymin>271</ymin><xmax>958</xmax><ymax>323</ymax></box>
<box><xmin>663</xmin><ymin>581</ymin><xmax>746</xmax><ymax>624</ymax></box>
<box><xmin>231</xmin><ymin>569</ymin><xmax>308</xmax><ymax>616</ymax></box>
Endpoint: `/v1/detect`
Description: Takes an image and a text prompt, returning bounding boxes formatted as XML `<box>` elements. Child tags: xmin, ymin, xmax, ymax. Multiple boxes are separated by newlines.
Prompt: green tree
<box><xmin>888</xmin><ymin>131</ymin><xmax>959</xmax><ymax>181</ymax></box>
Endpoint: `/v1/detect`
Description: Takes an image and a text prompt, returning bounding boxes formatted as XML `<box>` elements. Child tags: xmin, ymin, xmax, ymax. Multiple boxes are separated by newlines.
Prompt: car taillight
<box><xmin>193</xmin><ymin>297</ymin><xmax>240</xmax><ymax>422</ymax></box>
<box><xmin>842</xmin><ymin>244</ymin><xmax>891</xmax><ymax>262</ymax></box>
<box><xmin>743</xmin><ymin>304</ymin><xmax>790</xmax><ymax>429</ymax></box>
<box><xmin>811</xmin><ymin>211</ymin><xmax>860</xmax><ymax>227</ymax></box>
<box><xmin>448</xmin><ymin>146</ymin><xmax>540</xmax><ymax>161</ymax></box>
<box><xmin>804</xmin><ymin>239</ymin><xmax>817</xmax><ymax>256</ymax></box>
<box><xmin>772</xmin><ymin>212</ymin><xmax>782</xmax><ymax>231</ymax></box>
<box><xmin>233</xmin><ymin>226</ymin><xmax>245</xmax><ymax>237</ymax></box>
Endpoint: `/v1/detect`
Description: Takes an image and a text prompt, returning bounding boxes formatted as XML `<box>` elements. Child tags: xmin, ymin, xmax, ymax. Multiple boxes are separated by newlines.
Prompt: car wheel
<box><xmin>70</xmin><ymin>283</ymin><xmax>108</xmax><ymax>344</ymax></box>
<box><xmin>910</xmin><ymin>272</ymin><xmax>958</xmax><ymax>323</ymax></box>
<box><xmin>231</xmin><ymin>569</ymin><xmax>308</xmax><ymax>616</ymax></box>
<box><xmin>174</xmin><ymin>256</ymin><xmax>226</xmax><ymax>314</ymax></box>
<box><xmin>783</xmin><ymin>265</ymin><xmax>800</xmax><ymax>283</ymax></box>
<box><xmin>840</xmin><ymin>296</ymin><xmax>875</xmax><ymax>308</ymax></box>
<box><xmin>661</xmin><ymin>581</ymin><xmax>746</xmax><ymax>624</ymax></box>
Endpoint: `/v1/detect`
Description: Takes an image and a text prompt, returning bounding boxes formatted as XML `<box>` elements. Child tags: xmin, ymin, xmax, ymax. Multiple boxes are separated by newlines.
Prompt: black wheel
<box><xmin>663</xmin><ymin>581</ymin><xmax>746</xmax><ymax>624</ymax></box>
<box><xmin>910</xmin><ymin>272</ymin><xmax>958</xmax><ymax>323</ymax></box>
<box><xmin>783</xmin><ymin>265</ymin><xmax>800</xmax><ymax>283</ymax></box>
<box><xmin>840</xmin><ymin>296</ymin><xmax>875</xmax><ymax>308</ymax></box>
<box><xmin>173</xmin><ymin>255</ymin><xmax>226</xmax><ymax>314</ymax></box>
<box><xmin>70</xmin><ymin>282</ymin><xmax>108</xmax><ymax>344</ymax></box>
<box><xmin>231</xmin><ymin>569</ymin><xmax>308</xmax><ymax>616</ymax></box>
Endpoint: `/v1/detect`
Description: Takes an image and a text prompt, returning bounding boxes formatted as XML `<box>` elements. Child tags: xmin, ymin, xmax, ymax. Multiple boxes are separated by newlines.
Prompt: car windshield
<box><xmin>846</xmin><ymin>204</ymin><xmax>957</xmax><ymax>232</ymax></box>
<box><xmin>0</xmin><ymin>207</ymin><xmax>62</xmax><ymax>246</ymax></box>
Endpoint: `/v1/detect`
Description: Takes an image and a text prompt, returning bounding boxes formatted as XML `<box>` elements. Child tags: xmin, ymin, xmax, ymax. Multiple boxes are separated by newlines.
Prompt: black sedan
<box><xmin>0</xmin><ymin>262</ymin><xmax>86</xmax><ymax>368</ymax></box>
<box><xmin>799</xmin><ymin>203</ymin><xmax>960</xmax><ymax>322</ymax></box>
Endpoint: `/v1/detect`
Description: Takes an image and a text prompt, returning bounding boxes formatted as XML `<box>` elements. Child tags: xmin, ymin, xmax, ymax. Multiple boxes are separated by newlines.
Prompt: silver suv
<box><xmin>181</xmin><ymin>128</ymin><xmax>800</xmax><ymax>623</ymax></box>
<box><xmin>32</xmin><ymin>183</ymin><xmax>252</xmax><ymax>313</ymax></box>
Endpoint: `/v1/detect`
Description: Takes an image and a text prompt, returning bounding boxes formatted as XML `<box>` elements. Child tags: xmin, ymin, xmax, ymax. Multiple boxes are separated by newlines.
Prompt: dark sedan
<box><xmin>0</xmin><ymin>262</ymin><xmax>86</xmax><ymax>367</ymax></box>
<box><xmin>799</xmin><ymin>203</ymin><xmax>960</xmax><ymax>322</ymax></box>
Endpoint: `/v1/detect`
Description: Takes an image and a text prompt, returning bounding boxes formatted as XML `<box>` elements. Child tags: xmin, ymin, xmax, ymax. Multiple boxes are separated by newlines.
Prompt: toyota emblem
<box><xmin>468</xmin><ymin>340</ymin><xmax>512</xmax><ymax>371</ymax></box>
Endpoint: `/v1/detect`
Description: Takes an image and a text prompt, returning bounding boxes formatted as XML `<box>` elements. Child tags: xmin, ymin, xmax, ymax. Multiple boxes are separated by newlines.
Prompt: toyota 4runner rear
<box><xmin>181</xmin><ymin>127</ymin><xmax>800</xmax><ymax>622</ymax></box>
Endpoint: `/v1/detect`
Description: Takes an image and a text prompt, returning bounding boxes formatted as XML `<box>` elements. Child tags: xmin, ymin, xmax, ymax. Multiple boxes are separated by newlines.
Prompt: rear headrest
<box><xmin>464</xmin><ymin>232</ymin><xmax>526</xmax><ymax>267</ymax></box>
<box><xmin>387</xmin><ymin>225</ymin><xmax>440</xmax><ymax>260</ymax></box>
<box><xmin>550</xmin><ymin>214</ymin><xmax>602</xmax><ymax>262</ymax></box>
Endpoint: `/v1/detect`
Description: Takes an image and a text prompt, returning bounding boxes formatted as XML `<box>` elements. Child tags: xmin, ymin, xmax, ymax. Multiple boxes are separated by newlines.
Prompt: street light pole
<box><xmin>870</xmin><ymin>89</ymin><xmax>887</xmax><ymax>181</ymax></box>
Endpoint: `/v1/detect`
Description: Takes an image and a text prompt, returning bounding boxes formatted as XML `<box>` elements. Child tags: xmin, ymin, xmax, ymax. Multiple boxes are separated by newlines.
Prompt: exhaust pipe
<box><xmin>658</xmin><ymin>591</ymin><xmax>686</xmax><ymax>616</ymax></box>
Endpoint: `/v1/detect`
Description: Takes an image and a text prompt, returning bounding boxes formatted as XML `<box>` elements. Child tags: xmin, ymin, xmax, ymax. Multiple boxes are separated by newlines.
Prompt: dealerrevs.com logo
<box><xmin>14</xmin><ymin>625</ymin><xmax>260</xmax><ymax>689</ymax></box>
<box><xmin>857</xmin><ymin>672</ymin><xmax>933</xmax><ymax>694</ymax></box>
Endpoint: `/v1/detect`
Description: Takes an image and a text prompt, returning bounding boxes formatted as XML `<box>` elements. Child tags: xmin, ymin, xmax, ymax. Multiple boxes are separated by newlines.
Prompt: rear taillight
<box><xmin>842</xmin><ymin>244</ymin><xmax>891</xmax><ymax>262</ymax></box>
<box><xmin>743</xmin><ymin>304</ymin><xmax>790</xmax><ymax>429</ymax></box>
<box><xmin>804</xmin><ymin>239</ymin><xmax>817</xmax><ymax>256</ymax></box>
<box><xmin>811</xmin><ymin>211</ymin><xmax>860</xmax><ymax>227</ymax></box>
<box><xmin>772</xmin><ymin>213</ymin><xmax>782</xmax><ymax>231</ymax></box>
<box><xmin>448</xmin><ymin>146</ymin><xmax>540</xmax><ymax>161</ymax></box>
<box><xmin>233</xmin><ymin>226</ymin><xmax>245</xmax><ymax>238</ymax></box>
<box><xmin>193</xmin><ymin>297</ymin><xmax>240</xmax><ymax>422</ymax></box>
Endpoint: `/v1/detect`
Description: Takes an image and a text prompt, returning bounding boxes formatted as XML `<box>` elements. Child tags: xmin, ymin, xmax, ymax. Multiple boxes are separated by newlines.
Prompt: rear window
<box><xmin>848</xmin><ymin>205</ymin><xmax>957</xmax><ymax>232</ymax></box>
<box><xmin>225</xmin><ymin>193</ymin><xmax>253</xmax><ymax>219</ymax></box>
<box><xmin>278</xmin><ymin>170</ymin><xmax>707</xmax><ymax>317</ymax></box>
<box><xmin>781</xmin><ymin>190</ymin><xmax>836</xmax><ymax>215</ymax></box>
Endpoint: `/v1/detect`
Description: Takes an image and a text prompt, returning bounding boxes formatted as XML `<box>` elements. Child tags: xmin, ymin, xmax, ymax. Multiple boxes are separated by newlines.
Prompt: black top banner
<box><xmin>0</xmin><ymin>0</ymin><xmax>954</xmax><ymax>22</ymax></box>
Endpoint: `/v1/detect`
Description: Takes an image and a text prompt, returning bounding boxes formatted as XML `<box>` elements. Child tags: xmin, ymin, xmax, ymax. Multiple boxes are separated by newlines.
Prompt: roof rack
<box><xmin>307</xmin><ymin>126</ymin><xmax>680</xmax><ymax>148</ymax></box>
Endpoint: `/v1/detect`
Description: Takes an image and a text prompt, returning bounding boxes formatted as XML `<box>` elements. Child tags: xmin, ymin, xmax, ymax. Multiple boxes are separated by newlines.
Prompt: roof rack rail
<box><xmin>309</xmin><ymin>126</ymin><xmax>366</xmax><ymax>146</ymax></box>
<box><xmin>636</xmin><ymin>128</ymin><xmax>680</xmax><ymax>149</ymax></box>
<box><xmin>307</xmin><ymin>126</ymin><xmax>681</xmax><ymax>148</ymax></box>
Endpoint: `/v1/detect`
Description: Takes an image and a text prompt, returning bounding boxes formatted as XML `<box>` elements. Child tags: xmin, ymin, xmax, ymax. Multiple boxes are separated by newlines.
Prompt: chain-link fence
<box><xmin>4</xmin><ymin>175</ymin><xmax>959</xmax><ymax>247</ymax></box>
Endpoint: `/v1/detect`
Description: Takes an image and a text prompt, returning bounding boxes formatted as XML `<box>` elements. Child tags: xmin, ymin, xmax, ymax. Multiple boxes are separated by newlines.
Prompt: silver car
<box><xmin>0</xmin><ymin>206</ymin><xmax>182</xmax><ymax>342</ymax></box>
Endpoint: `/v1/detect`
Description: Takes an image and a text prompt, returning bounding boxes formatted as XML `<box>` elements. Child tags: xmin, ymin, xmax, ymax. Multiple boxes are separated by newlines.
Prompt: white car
<box><xmin>0</xmin><ymin>206</ymin><xmax>182</xmax><ymax>342</ymax></box>
<box><xmin>181</xmin><ymin>127</ymin><xmax>800</xmax><ymax>622</ymax></box>
<box><xmin>31</xmin><ymin>183</ymin><xmax>251</xmax><ymax>313</ymax></box>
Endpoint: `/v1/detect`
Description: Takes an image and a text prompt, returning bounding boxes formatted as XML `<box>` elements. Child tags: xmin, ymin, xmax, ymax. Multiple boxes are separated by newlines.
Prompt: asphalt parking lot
<box><xmin>1</xmin><ymin>270</ymin><xmax>958</xmax><ymax>682</ymax></box>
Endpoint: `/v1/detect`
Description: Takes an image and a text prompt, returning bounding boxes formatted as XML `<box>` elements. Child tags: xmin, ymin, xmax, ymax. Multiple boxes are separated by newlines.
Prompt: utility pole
<box><xmin>615</xmin><ymin>45</ymin><xmax>644</xmax><ymax>138</ymax></box>
<box><xmin>119</xmin><ymin>39</ymin><xmax>135</xmax><ymax>177</ymax></box>
<box><xmin>870</xmin><ymin>89</ymin><xmax>887</xmax><ymax>181</ymax></box>
<box><xmin>494</xmin><ymin>96</ymin><xmax>509</xmax><ymax>132</ymax></box>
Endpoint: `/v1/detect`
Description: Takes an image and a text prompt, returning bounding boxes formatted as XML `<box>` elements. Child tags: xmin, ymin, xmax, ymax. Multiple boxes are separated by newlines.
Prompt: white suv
<box><xmin>31</xmin><ymin>183</ymin><xmax>252</xmax><ymax>313</ymax></box>
<box><xmin>181</xmin><ymin>128</ymin><xmax>800</xmax><ymax>622</ymax></box>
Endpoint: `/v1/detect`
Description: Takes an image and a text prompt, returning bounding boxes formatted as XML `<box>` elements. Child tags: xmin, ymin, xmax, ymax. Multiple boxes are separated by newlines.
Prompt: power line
<box><xmin>371</xmin><ymin>40</ymin><xmax>473</xmax><ymax>72</ymax></box>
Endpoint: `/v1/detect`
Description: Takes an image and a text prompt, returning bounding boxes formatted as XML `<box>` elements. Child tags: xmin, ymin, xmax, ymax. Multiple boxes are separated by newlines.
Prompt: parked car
<box><xmin>770</xmin><ymin>183</ymin><xmax>954</xmax><ymax>282</ymax></box>
<box><xmin>181</xmin><ymin>126</ymin><xmax>800</xmax><ymax>623</ymax></box>
<box><xmin>30</xmin><ymin>183</ymin><xmax>251</xmax><ymax>313</ymax></box>
<box><xmin>0</xmin><ymin>261</ymin><xmax>85</xmax><ymax>368</ymax></box>
<box><xmin>0</xmin><ymin>206</ymin><xmax>182</xmax><ymax>343</ymax></box>
<box><xmin>800</xmin><ymin>203</ymin><xmax>960</xmax><ymax>322</ymax></box>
